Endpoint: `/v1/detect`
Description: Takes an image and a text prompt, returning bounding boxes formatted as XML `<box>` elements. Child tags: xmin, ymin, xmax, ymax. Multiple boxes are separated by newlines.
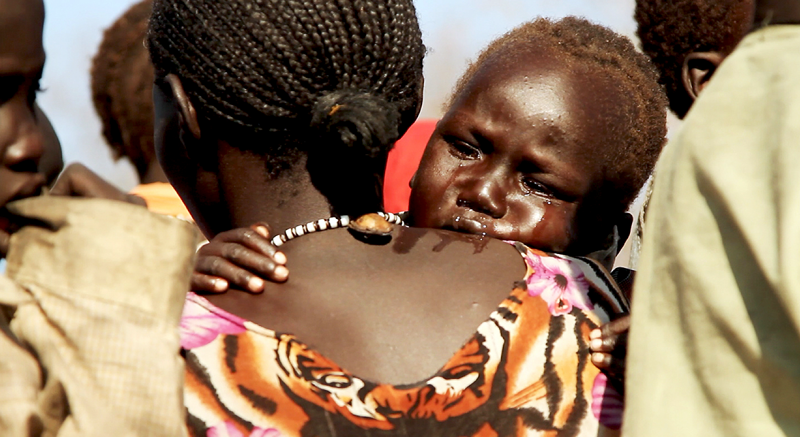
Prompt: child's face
<box><xmin>409</xmin><ymin>49</ymin><xmax>627</xmax><ymax>255</ymax></box>
<box><xmin>0</xmin><ymin>0</ymin><xmax>60</xmax><ymax>209</ymax></box>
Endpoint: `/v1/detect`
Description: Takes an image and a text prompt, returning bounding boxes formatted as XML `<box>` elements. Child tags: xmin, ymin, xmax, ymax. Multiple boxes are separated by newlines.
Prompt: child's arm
<box><xmin>49</xmin><ymin>163</ymin><xmax>147</xmax><ymax>206</ymax></box>
<box><xmin>192</xmin><ymin>224</ymin><xmax>288</xmax><ymax>293</ymax></box>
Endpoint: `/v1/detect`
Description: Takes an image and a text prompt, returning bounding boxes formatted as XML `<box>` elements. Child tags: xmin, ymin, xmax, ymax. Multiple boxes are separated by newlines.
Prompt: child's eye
<box><xmin>0</xmin><ymin>76</ymin><xmax>24</xmax><ymax>105</ymax></box>
<box><xmin>522</xmin><ymin>177</ymin><xmax>554</xmax><ymax>197</ymax></box>
<box><xmin>446</xmin><ymin>138</ymin><xmax>481</xmax><ymax>160</ymax></box>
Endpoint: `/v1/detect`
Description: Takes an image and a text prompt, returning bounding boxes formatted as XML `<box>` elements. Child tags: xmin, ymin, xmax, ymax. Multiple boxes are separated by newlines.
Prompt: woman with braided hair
<box><xmin>150</xmin><ymin>1</ymin><xmax>628</xmax><ymax>435</ymax></box>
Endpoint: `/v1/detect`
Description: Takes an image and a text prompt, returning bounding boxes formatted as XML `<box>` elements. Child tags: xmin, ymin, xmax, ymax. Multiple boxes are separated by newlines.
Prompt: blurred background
<box><xmin>39</xmin><ymin>0</ymin><xmax>638</xmax><ymax>191</ymax></box>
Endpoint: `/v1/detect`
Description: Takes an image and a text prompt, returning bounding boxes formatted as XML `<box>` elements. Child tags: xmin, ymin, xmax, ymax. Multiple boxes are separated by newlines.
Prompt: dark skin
<box><xmin>0</xmin><ymin>0</ymin><xmax>56</xmax><ymax>252</ymax></box>
<box><xmin>0</xmin><ymin>0</ymin><xmax>49</xmax><ymax>210</ymax></box>
<box><xmin>409</xmin><ymin>50</ymin><xmax>635</xmax><ymax>383</ymax></box>
<box><xmin>0</xmin><ymin>0</ymin><xmax>144</xmax><ymax>255</ymax></box>
<box><xmin>679</xmin><ymin>1</ymin><xmax>800</xmax><ymax>112</ymax></box>
<box><xmin>194</xmin><ymin>50</ymin><xmax>634</xmax><ymax>290</ymax></box>
<box><xmin>189</xmin><ymin>50</ymin><xmax>635</xmax><ymax>385</ymax></box>
<box><xmin>755</xmin><ymin>0</ymin><xmax>800</xmax><ymax>24</ymax></box>
<box><xmin>681</xmin><ymin>1</ymin><xmax>755</xmax><ymax>106</ymax></box>
<box><xmin>155</xmin><ymin>73</ymin><xmax>533</xmax><ymax>385</ymax></box>
<box><xmin>205</xmin><ymin>0</ymin><xmax>800</xmax><ymax>388</ymax></box>
<box><xmin>409</xmin><ymin>48</ymin><xmax>632</xmax><ymax>268</ymax></box>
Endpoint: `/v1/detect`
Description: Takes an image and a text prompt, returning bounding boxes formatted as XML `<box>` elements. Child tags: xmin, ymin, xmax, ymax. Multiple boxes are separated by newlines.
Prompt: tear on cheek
<box><xmin>491</xmin><ymin>221</ymin><xmax>517</xmax><ymax>239</ymax></box>
<box><xmin>530</xmin><ymin>207</ymin><xmax>545</xmax><ymax>227</ymax></box>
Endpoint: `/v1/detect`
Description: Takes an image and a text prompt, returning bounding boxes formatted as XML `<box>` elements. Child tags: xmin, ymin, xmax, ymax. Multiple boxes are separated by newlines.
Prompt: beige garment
<box><xmin>623</xmin><ymin>26</ymin><xmax>800</xmax><ymax>436</ymax></box>
<box><xmin>0</xmin><ymin>197</ymin><xmax>198</xmax><ymax>437</ymax></box>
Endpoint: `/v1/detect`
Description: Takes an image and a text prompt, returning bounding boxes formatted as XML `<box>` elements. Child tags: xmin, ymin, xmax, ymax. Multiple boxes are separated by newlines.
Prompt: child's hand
<box><xmin>192</xmin><ymin>224</ymin><xmax>289</xmax><ymax>294</ymax></box>
<box><xmin>590</xmin><ymin>315</ymin><xmax>630</xmax><ymax>394</ymax></box>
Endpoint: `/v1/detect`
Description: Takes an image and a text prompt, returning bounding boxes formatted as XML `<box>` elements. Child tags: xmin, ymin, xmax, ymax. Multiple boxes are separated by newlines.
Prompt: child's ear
<box><xmin>682</xmin><ymin>52</ymin><xmax>727</xmax><ymax>101</ymax></box>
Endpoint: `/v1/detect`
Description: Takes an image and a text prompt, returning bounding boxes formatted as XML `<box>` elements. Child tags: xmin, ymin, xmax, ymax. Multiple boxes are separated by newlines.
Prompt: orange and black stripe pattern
<box><xmin>181</xmin><ymin>244</ymin><xmax>628</xmax><ymax>437</ymax></box>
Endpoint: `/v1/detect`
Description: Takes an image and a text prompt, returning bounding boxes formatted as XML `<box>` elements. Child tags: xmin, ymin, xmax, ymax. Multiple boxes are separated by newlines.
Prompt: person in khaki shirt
<box><xmin>0</xmin><ymin>197</ymin><xmax>198</xmax><ymax>437</ymax></box>
<box><xmin>624</xmin><ymin>1</ymin><xmax>800</xmax><ymax>435</ymax></box>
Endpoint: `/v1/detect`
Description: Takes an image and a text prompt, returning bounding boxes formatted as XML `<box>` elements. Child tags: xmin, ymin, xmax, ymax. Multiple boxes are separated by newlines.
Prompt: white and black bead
<box><xmin>377</xmin><ymin>211</ymin><xmax>405</xmax><ymax>225</ymax></box>
<box><xmin>271</xmin><ymin>215</ymin><xmax>351</xmax><ymax>247</ymax></box>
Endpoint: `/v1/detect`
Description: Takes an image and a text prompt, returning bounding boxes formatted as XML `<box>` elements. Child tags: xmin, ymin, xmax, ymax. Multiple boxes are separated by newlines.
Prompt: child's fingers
<box><xmin>191</xmin><ymin>272</ymin><xmax>229</xmax><ymax>293</ymax></box>
<box><xmin>210</xmin><ymin>242</ymin><xmax>288</xmax><ymax>282</ymax></box>
<box><xmin>590</xmin><ymin>334</ymin><xmax>621</xmax><ymax>353</ymax></box>
<box><xmin>249</xmin><ymin>223</ymin><xmax>287</xmax><ymax>265</ymax></box>
<box><xmin>222</xmin><ymin>227</ymin><xmax>287</xmax><ymax>266</ymax></box>
<box><xmin>590</xmin><ymin>315</ymin><xmax>631</xmax><ymax>352</ymax></box>
<box><xmin>592</xmin><ymin>352</ymin><xmax>612</xmax><ymax>369</ymax></box>
<box><xmin>195</xmin><ymin>255</ymin><xmax>265</xmax><ymax>293</ymax></box>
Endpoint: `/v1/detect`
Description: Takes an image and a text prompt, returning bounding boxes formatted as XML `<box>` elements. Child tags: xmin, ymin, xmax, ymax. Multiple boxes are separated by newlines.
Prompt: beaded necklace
<box><xmin>270</xmin><ymin>211</ymin><xmax>405</xmax><ymax>247</ymax></box>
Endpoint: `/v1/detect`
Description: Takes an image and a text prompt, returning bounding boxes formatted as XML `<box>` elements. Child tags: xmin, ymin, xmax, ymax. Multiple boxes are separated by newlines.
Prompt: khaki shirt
<box><xmin>0</xmin><ymin>197</ymin><xmax>198</xmax><ymax>437</ymax></box>
<box><xmin>624</xmin><ymin>26</ymin><xmax>800</xmax><ymax>436</ymax></box>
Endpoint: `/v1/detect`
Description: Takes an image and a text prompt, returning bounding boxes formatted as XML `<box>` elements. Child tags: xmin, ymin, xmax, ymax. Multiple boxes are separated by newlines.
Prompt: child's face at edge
<box><xmin>0</xmin><ymin>0</ymin><xmax>61</xmax><ymax>212</ymax></box>
<box><xmin>409</xmin><ymin>50</ymin><xmax>627</xmax><ymax>255</ymax></box>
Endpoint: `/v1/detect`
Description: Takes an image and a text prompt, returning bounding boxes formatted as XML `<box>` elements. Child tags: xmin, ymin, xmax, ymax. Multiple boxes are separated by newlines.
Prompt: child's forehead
<box><xmin>0</xmin><ymin>0</ymin><xmax>45</xmax><ymax>73</ymax></box>
<box><xmin>459</xmin><ymin>48</ymin><xmax>614</xmax><ymax>118</ymax></box>
<box><xmin>447</xmin><ymin>48</ymin><xmax>630</xmax><ymax>170</ymax></box>
<box><xmin>0</xmin><ymin>0</ymin><xmax>44</xmax><ymax>29</ymax></box>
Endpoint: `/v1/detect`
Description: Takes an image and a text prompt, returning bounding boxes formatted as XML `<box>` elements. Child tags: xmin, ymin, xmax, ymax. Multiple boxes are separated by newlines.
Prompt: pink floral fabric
<box><xmin>181</xmin><ymin>244</ymin><xmax>629</xmax><ymax>436</ymax></box>
<box><xmin>522</xmin><ymin>250</ymin><xmax>594</xmax><ymax>316</ymax></box>
<box><xmin>207</xmin><ymin>421</ymin><xmax>282</xmax><ymax>437</ymax></box>
<box><xmin>591</xmin><ymin>373</ymin><xmax>624</xmax><ymax>430</ymax></box>
<box><xmin>181</xmin><ymin>293</ymin><xmax>247</xmax><ymax>350</ymax></box>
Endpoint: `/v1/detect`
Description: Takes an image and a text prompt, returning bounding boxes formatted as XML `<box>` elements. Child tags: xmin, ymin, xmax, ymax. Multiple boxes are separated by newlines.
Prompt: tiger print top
<box><xmin>180</xmin><ymin>243</ymin><xmax>628</xmax><ymax>437</ymax></box>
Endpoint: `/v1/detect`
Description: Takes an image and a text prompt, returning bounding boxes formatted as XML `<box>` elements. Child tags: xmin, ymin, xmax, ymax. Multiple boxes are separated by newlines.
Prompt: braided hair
<box><xmin>91</xmin><ymin>0</ymin><xmax>155</xmax><ymax>180</ymax></box>
<box><xmin>451</xmin><ymin>17</ymin><xmax>667</xmax><ymax>212</ymax></box>
<box><xmin>148</xmin><ymin>0</ymin><xmax>424</xmax><ymax>177</ymax></box>
<box><xmin>636</xmin><ymin>0</ymin><xmax>751</xmax><ymax>118</ymax></box>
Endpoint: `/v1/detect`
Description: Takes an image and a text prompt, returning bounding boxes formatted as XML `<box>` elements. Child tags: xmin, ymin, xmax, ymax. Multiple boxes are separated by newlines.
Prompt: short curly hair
<box><xmin>451</xmin><ymin>17</ymin><xmax>668</xmax><ymax>212</ymax></box>
<box><xmin>91</xmin><ymin>0</ymin><xmax>155</xmax><ymax>181</ymax></box>
<box><xmin>635</xmin><ymin>0</ymin><xmax>751</xmax><ymax>118</ymax></box>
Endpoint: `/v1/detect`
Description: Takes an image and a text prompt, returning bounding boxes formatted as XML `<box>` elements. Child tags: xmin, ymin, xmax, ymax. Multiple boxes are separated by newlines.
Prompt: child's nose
<box><xmin>2</xmin><ymin>106</ymin><xmax>45</xmax><ymax>173</ymax></box>
<box><xmin>457</xmin><ymin>175</ymin><xmax>507</xmax><ymax>219</ymax></box>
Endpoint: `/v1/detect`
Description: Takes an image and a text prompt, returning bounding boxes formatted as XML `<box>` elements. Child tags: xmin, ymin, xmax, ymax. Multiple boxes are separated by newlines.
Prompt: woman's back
<box><xmin>203</xmin><ymin>227</ymin><xmax>525</xmax><ymax>383</ymax></box>
<box><xmin>183</xmin><ymin>227</ymin><xmax>628</xmax><ymax>436</ymax></box>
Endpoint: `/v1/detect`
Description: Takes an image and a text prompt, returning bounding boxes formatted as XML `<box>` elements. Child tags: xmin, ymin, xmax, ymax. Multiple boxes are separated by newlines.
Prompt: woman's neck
<box><xmin>213</xmin><ymin>142</ymin><xmax>384</xmax><ymax>236</ymax></box>
<box><xmin>220</xmin><ymin>163</ymin><xmax>334</xmax><ymax>235</ymax></box>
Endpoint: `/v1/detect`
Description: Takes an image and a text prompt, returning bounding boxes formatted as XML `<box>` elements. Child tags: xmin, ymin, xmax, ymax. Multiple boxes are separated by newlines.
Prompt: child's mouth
<box><xmin>445</xmin><ymin>215</ymin><xmax>491</xmax><ymax>237</ymax></box>
<box><xmin>2</xmin><ymin>174</ymin><xmax>46</xmax><ymax>206</ymax></box>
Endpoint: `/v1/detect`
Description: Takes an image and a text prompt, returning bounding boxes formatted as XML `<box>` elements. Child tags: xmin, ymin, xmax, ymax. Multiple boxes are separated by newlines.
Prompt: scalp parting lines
<box><xmin>148</xmin><ymin>0</ymin><xmax>423</xmax><ymax>175</ymax></box>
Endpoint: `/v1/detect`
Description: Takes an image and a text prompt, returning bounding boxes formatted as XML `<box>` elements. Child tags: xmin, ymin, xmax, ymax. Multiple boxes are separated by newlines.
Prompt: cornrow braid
<box><xmin>91</xmin><ymin>0</ymin><xmax>155</xmax><ymax>180</ymax></box>
<box><xmin>148</xmin><ymin>0</ymin><xmax>424</xmax><ymax>176</ymax></box>
<box><xmin>450</xmin><ymin>17</ymin><xmax>667</xmax><ymax>212</ymax></box>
